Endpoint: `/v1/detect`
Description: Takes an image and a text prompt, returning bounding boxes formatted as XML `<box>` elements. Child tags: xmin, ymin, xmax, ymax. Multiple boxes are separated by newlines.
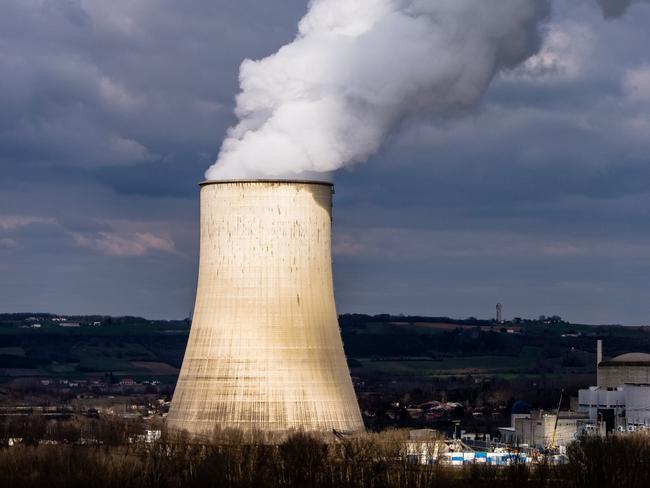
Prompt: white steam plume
<box><xmin>206</xmin><ymin>0</ymin><xmax>551</xmax><ymax>180</ymax></box>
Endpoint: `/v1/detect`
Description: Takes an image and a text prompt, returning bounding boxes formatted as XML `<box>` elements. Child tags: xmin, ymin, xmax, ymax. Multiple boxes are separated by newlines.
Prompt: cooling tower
<box><xmin>167</xmin><ymin>180</ymin><xmax>363</xmax><ymax>438</ymax></box>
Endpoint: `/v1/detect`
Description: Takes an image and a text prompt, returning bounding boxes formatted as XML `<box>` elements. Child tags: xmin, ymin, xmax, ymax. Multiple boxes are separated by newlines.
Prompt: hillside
<box><xmin>1</xmin><ymin>312</ymin><xmax>649</xmax><ymax>384</ymax></box>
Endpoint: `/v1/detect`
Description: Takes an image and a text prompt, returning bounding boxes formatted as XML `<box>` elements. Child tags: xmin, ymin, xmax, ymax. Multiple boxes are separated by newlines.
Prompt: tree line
<box><xmin>1</xmin><ymin>416</ymin><xmax>650</xmax><ymax>487</ymax></box>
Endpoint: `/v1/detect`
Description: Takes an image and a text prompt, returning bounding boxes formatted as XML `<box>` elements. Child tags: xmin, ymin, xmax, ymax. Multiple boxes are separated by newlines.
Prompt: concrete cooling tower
<box><xmin>167</xmin><ymin>180</ymin><xmax>363</xmax><ymax>438</ymax></box>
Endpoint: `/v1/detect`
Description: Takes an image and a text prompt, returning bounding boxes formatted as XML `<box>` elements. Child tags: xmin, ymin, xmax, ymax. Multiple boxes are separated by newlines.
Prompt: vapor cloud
<box><xmin>505</xmin><ymin>22</ymin><xmax>594</xmax><ymax>82</ymax></box>
<box><xmin>72</xmin><ymin>231</ymin><xmax>176</xmax><ymax>257</ymax></box>
<box><xmin>623</xmin><ymin>65</ymin><xmax>650</xmax><ymax>102</ymax></box>
<box><xmin>207</xmin><ymin>0</ymin><xmax>551</xmax><ymax>180</ymax></box>
<box><xmin>0</xmin><ymin>216</ymin><xmax>56</xmax><ymax>231</ymax></box>
<box><xmin>207</xmin><ymin>0</ymin><xmax>650</xmax><ymax>180</ymax></box>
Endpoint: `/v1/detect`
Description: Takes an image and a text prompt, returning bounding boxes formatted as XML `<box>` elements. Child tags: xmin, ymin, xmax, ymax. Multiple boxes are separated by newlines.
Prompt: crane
<box><xmin>549</xmin><ymin>389</ymin><xmax>564</xmax><ymax>450</ymax></box>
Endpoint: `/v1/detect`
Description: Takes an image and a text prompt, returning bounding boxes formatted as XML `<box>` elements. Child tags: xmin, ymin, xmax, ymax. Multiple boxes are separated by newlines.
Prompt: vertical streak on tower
<box><xmin>167</xmin><ymin>180</ymin><xmax>364</xmax><ymax>437</ymax></box>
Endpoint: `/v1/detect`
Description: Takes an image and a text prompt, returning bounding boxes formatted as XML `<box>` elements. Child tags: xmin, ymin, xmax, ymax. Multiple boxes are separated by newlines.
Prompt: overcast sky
<box><xmin>1</xmin><ymin>0</ymin><xmax>650</xmax><ymax>324</ymax></box>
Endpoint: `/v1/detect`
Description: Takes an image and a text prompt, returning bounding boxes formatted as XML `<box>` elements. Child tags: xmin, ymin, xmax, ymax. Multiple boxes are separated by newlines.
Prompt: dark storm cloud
<box><xmin>597</xmin><ymin>0</ymin><xmax>633</xmax><ymax>17</ymax></box>
<box><xmin>596</xmin><ymin>0</ymin><xmax>650</xmax><ymax>17</ymax></box>
<box><xmin>0</xmin><ymin>0</ymin><xmax>306</xmax><ymax>317</ymax></box>
<box><xmin>0</xmin><ymin>0</ymin><xmax>306</xmax><ymax>178</ymax></box>
<box><xmin>1</xmin><ymin>0</ymin><xmax>650</xmax><ymax>323</ymax></box>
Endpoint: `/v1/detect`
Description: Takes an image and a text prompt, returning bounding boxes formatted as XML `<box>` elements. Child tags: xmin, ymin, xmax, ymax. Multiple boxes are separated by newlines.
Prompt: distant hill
<box><xmin>1</xmin><ymin>312</ymin><xmax>648</xmax><ymax>382</ymax></box>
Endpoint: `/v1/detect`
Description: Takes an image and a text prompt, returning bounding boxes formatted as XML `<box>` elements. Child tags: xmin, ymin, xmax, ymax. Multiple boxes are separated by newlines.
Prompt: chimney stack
<box><xmin>596</xmin><ymin>339</ymin><xmax>603</xmax><ymax>387</ymax></box>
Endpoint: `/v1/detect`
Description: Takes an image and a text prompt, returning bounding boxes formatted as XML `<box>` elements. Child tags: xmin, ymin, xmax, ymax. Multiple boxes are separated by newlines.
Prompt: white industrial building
<box><xmin>577</xmin><ymin>341</ymin><xmax>650</xmax><ymax>430</ymax></box>
<box><xmin>579</xmin><ymin>384</ymin><xmax>650</xmax><ymax>429</ymax></box>
<box><xmin>499</xmin><ymin>410</ymin><xmax>603</xmax><ymax>449</ymax></box>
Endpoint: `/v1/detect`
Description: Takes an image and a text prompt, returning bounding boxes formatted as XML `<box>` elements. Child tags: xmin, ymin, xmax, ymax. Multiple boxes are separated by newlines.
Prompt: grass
<box><xmin>357</xmin><ymin>346</ymin><xmax>596</xmax><ymax>378</ymax></box>
<box><xmin>359</xmin><ymin>355</ymin><xmax>534</xmax><ymax>376</ymax></box>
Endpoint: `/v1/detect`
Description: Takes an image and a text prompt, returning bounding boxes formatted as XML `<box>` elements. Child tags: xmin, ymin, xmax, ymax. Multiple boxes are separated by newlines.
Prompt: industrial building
<box><xmin>578</xmin><ymin>384</ymin><xmax>650</xmax><ymax>429</ymax></box>
<box><xmin>499</xmin><ymin>410</ymin><xmax>603</xmax><ymax>449</ymax></box>
<box><xmin>167</xmin><ymin>180</ymin><xmax>364</xmax><ymax>438</ymax></box>
<box><xmin>598</xmin><ymin>352</ymin><xmax>650</xmax><ymax>388</ymax></box>
<box><xmin>578</xmin><ymin>341</ymin><xmax>650</xmax><ymax>430</ymax></box>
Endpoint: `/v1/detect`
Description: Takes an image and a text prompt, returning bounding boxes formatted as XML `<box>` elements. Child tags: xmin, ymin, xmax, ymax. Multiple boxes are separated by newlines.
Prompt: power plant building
<box><xmin>597</xmin><ymin>352</ymin><xmax>650</xmax><ymax>388</ymax></box>
<box><xmin>510</xmin><ymin>411</ymin><xmax>602</xmax><ymax>449</ymax></box>
<box><xmin>578</xmin><ymin>343</ymin><xmax>650</xmax><ymax>430</ymax></box>
<box><xmin>498</xmin><ymin>404</ymin><xmax>603</xmax><ymax>449</ymax></box>
<box><xmin>167</xmin><ymin>180</ymin><xmax>364</xmax><ymax>438</ymax></box>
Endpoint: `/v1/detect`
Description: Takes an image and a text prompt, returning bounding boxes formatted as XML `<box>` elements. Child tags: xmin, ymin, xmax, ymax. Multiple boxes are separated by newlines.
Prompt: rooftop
<box><xmin>199</xmin><ymin>179</ymin><xmax>333</xmax><ymax>187</ymax></box>
<box><xmin>601</xmin><ymin>352</ymin><xmax>650</xmax><ymax>366</ymax></box>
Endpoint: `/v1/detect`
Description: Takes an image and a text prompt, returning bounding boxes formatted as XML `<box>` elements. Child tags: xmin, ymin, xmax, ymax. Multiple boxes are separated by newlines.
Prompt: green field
<box><xmin>359</xmin><ymin>356</ymin><xmax>530</xmax><ymax>376</ymax></box>
<box><xmin>357</xmin><ymin>345</ymin><xmax>594</xmax><ymax>378</ymax></box>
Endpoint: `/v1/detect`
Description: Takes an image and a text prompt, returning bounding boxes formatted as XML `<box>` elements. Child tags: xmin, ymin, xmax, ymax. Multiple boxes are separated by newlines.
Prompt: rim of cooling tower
<box><xmin>199</xmin><ymin>179</ymin><xmax>333</xmax><ymax>187</ymax></box>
